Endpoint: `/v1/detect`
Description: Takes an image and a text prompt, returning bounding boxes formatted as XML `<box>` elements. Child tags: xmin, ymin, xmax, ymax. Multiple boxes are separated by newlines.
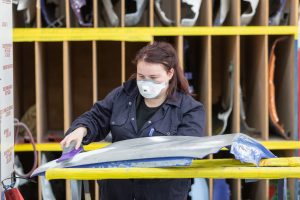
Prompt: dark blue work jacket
<box><xmin>66</xmin><ymin>79</ymin><xmax>206</xmax><ymax>200</ymax></box>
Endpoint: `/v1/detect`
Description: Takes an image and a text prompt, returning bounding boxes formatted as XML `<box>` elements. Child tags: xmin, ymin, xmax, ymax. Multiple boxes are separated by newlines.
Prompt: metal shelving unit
<box><xmin>13</xmin><ymin>0</ymin><xmax>299</xmax><ymax>199</ymax></box>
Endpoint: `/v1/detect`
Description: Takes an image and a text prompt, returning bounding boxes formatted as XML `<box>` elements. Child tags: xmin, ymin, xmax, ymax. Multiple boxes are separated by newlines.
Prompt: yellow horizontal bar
<box><xmin>261</xmin><ymin>141</ymin><xmax>300</xmax><ymax>150</ymax></box>
<box><xmin>83</xmin><ymin>142</ymin><xmax>110</xmax><ymax>151</ymax></box>
<box><xmin>14</xmin><ymin>142</ymin><xmax>110</xmax><ymax>152</ymax></box>
<box><xmin>13</xmin><ymin>28</ymin><xmax>153</xmax><ymax>42</ymax></box>
<box><xmin>13</xmin><ymin>26</ymin><xmax>298</xmax><ymax>42</ymax></box>
<box><xmin>191</xmin><ymin>157</ymin><xmax>300</xmax><ymax>167</ymax></box>
<box><xmin>45</xmin><ymin>157</ymin><xmax>300</xmax><ymax>180</ymax></box>
<box><xmin>45</xmin><ymin>166</ymin><xmax>300</xmax><ymax>180</ymax></box>
<box><xmin>14</xmin><ymin>140</ymin><xmax>300</xmax><ymax>152</ymax></box>
<box><xmin>150</xmin><ymin>26</ymin><xmax>298</xmax><ymax>37</ymax></box>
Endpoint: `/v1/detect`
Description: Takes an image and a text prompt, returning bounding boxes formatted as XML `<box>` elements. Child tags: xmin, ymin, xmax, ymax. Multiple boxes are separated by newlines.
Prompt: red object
<box><xmin>269</xmin><ymin>184</ymin><xmax>276</xmax><ymax>199</ymax></box>
<box><xmin>4</xmin><ymin>188</ymin><xmax>24</xmax><ymax>200</ymax></box>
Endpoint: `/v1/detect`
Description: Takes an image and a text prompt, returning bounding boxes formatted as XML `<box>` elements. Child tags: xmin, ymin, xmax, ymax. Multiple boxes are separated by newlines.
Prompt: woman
<box><xmin>60</xmin><ymin>41</ymin><xmax>206</xmax><ymax>200</ymax></box>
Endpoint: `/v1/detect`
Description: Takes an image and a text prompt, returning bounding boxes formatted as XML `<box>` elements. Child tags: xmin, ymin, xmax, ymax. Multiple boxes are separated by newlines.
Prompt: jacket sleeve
<box><xmin>65</xmin><ymin>87</ymin><xmax>122</xmax><ymax>144</ymax></box>
<box><xmin>177</xmin><ymin>99</ymin><xmax>206</xmax><ymax>137</ymax></box>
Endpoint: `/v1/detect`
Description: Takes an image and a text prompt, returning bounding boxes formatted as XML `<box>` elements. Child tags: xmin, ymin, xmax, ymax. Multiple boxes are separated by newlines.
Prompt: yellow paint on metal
<box><xmin>14</xmin><ymin>142</ymin><xmax>110</xmax><ymax>152</ymax></box>
<box><xmin>260</xmin><ymin>141</ymin><xmax>300</xmax><ymax>150</ymax></box>
<box><xmin>14</xmin><ymin>143</ymin><xmax>62</xmax><ymax>152</ymax></box>
<box><xmin>83</xmin><ymin>143</ymin><xmax>110</xmax><ymax>151</ymax></box>
<box><xmin>13</xmin><ymin>28</ymin><xmax>152</xmax><ymax>42</ymax></box>
<box><xmin>13</xmin><ymin>26</ymin><xmax>298</xmax><ymax>42</ymax></box>
<box><xmin>45</xmin><ymin>157</ymin><xmax>300</xmax><ymax>180</ymax></box>
<box><xmin>191</xmin><ymin>157</ymin><xmax>300</xmax><ymax>167</ymax></box>
<box><xmin>14</xmin><ymin>140</ymin><xmax>300</xmax><ymax>152</ymax></box>
<box><xmin>45</xmin><ymin>166</ymin><xmax>300</xmax><ymax>180</ymax></box>
<box><xmin>258</xmin><ymin>157</ymin><xmax>300</xmax><ymax>167</ymax></box>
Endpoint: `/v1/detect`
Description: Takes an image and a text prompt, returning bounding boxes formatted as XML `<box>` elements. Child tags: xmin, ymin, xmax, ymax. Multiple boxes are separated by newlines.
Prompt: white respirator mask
<box><xmin>137</xmin><ymin>80</ymin><xmax>168</xmax><ymax>99</ymax></box>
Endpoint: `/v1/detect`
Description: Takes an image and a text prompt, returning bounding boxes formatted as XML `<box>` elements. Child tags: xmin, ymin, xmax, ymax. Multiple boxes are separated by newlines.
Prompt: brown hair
<box><xmin>132</xmin><ymin>41</ymin><xmax>190</xmax><ymax>97</ymax></box>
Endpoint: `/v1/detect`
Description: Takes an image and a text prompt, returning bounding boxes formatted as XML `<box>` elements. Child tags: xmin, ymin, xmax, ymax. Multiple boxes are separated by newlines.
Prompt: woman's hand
<box><xmin>60</xmin><ymin>127</ymin><xmax>87</xmax><ymax>150</ymax></box>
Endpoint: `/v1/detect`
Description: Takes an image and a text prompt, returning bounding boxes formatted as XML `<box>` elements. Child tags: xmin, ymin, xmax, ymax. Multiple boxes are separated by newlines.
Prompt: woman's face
<box><xmin>137</xmin><ymin>60</ymin><xmax>174</xmax><ymax>83</ymax></box>
<box><xmin>136</xmin><ymin>60</ymin><xmax>174</xmax><ymax>98</ymax></box>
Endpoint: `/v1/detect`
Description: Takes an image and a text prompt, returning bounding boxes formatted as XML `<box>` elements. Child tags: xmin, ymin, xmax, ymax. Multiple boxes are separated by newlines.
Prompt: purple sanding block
<box><xmin>57</xmin><ymin>141</ymin><xmax>83</xmax><ymax>163</ymax></box>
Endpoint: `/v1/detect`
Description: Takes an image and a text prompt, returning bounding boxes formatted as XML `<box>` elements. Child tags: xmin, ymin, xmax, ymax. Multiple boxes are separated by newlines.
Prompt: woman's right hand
<box><xmin>60</xmin><ymin>127</ymin><xmax>87</xmax><ymax>150</ymax></box>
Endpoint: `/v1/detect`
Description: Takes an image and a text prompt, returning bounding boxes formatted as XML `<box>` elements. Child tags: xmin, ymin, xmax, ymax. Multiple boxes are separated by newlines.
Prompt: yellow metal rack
<box><xmin>13</xmin><ymin>26</ymin><xmax>298</xmax><ymax>42</ymax></box>
<box><xmin>45</xmin><ymin>157</ymin><xmax>300</xmax><ymax>180</ymax></box>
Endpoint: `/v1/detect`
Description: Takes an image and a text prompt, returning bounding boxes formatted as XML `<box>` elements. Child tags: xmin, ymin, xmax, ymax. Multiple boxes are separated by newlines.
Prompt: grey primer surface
<box><xmin>31</xmin><ymin>133</ymin><xmax>275</xmax><ymax>177</ymax></box>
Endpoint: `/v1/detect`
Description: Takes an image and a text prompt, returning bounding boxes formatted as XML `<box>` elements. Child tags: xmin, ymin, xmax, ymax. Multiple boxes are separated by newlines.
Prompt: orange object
<box><xmin>268</xmin><ymin>37</ymin><xmax>289</xmax><ymax>139</ymax></box>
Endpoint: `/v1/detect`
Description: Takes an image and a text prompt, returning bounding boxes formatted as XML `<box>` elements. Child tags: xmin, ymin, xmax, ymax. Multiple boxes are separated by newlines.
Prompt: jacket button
<box><xmin>128</xmin><ymin>102</ymin><xmax>132</xmax><ymax>106</ymax></box>
<box><xmin>111</xmin><ymin>121</ymin><xmax>115</xmax><ymax>125</ymax></box>
<box><xmin>131</xmin><ymin>118</ymin><xmax>135</xmax><ymax>121</ymax></box>
<box><xmin>148</xmin><ymin>121</ymin><xmax>151</xmax><ymax>124</ymax></box>
<box><xmin>166</xmin><ymin>132</ymin><xmax>170</xmax><ymax>135</ymax></box>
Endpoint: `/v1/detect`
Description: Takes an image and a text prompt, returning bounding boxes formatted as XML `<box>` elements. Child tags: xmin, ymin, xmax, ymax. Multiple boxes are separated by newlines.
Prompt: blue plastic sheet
<box><xmin>230</xmin><ymin>134</ymin><xmax>276</xmax><ymax>166</ymax></box>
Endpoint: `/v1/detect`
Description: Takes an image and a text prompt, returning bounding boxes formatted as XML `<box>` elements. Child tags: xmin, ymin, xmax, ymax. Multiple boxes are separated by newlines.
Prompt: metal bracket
<box><xmin>154</xmin><ymin>0</ymin><xmax>202</xmax><ymax>26</ymax></box>
<box><xmin>217</xmin><ymin>63</ymin><xmax>234</xmax><ymax>135</ymax></box>
<box><xmin>102</xmin><ymin>0</ymin><xmax>119</xmax><ymax>26</ymax></box>
<box><xmin>213</xmin><ymin>0</ymin><xmax>230</xmax><ymax>26</ymax></box>
<box><xmin>241</xmin><ymin>0</ymin><xmax>259</xmax><ymax>26</ymax></box>
<box><xmin>154</xmin><ymin>0</ymin><xmax>174</xmax><ymax>26</ymax></box>
<box><xmin>125</xmin><ymin>0</ymin><xmax>148</xmax><ymax>26</ymax></box>
<box><xmin>70</xmin><ymin>0</ymin><xmax>93</xmax><ymax>27</ymax></box>
<box><xmin>13</xmin><ymin>0</ymin><xmax>36</xmax><ymax>26</ymax></box>
<box><xmin>181</xmin><ymin>0</ymin><xmax>202</xmax><ymax>26</ymax></box>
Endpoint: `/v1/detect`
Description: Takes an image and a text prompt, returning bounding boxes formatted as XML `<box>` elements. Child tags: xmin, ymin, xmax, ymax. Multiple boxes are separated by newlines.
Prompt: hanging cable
<box><xmin>14</xmin><ymin>119</ymin><xmax>38</xmax><ymax>178</ymax></box>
